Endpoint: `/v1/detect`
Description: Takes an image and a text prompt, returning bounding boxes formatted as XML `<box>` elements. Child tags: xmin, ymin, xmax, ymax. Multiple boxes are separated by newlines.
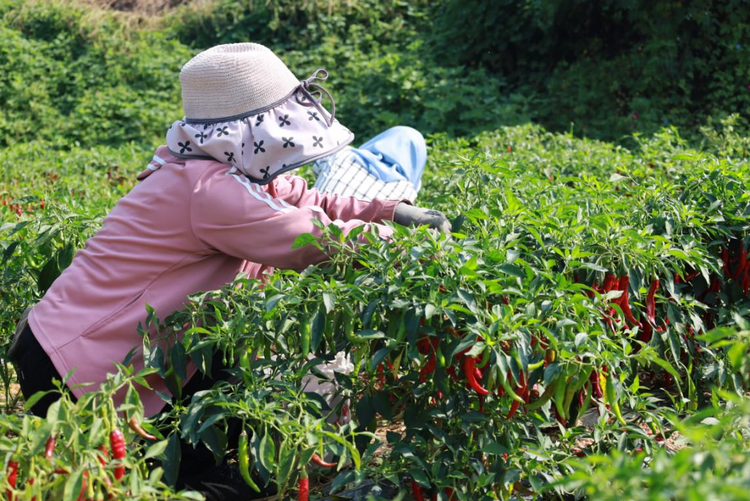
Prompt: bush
<box><xmin>433</xmin><ymin>0</ymin><xmax>750</xmax><ymax>141</ymax></box>
<box><xmin>0</xmin><ymin>0</ymin><xmax>189</xmax><ymax>148</ymax></box>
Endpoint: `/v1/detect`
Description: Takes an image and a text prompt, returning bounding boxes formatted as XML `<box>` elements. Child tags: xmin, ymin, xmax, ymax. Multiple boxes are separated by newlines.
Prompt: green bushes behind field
<box><xmin>0</xmin><ymin>0</ymin><xmax>523</xmax><ymax>150</ymax></box>
<box><xmin>432</xmin><ymin>0</ymin><xmax>750</xmax><ymax>140</ymax></box>
<box><xmin>0</xmin><ymin>0</ymin><xmax>188</xmax><ymax>149</ymax></box>
<box><xmin>3</xmin><ymin>0</ymin><xmax>747</xmax><ymax>151</ymax></box>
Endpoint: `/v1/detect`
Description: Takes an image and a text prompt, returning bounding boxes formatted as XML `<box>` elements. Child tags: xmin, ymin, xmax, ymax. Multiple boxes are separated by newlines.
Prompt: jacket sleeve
<box><xmin>275</xmin><ymin>175</ymin><xmax>404</xmax><ymax>222</ymax></box>
<box><xmin>190</xmin><ymin>169</ymin><xmax>394</xmax><ymax>270</ymax></box>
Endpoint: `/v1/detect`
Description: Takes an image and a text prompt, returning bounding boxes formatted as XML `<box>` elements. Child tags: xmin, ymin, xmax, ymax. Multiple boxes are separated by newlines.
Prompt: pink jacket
<box><xmin>28</xmin><ymin>146</ymin><xmax>399</xmax><ymax>415</ymax></box>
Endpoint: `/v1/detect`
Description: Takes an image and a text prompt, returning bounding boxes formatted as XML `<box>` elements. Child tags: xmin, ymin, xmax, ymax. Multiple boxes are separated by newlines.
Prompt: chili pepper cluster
<box><xmin>2</xmin><ymin>417</ymin><xmax>156</xmax><ymax>501</ymax></box>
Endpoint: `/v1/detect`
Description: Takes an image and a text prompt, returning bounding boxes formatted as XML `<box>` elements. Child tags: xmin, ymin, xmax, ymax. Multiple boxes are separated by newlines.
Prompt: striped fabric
<box><xmin>312</xmin><ymin>147</ymin><xmax>418</xmax><ymax>202</ymax></box>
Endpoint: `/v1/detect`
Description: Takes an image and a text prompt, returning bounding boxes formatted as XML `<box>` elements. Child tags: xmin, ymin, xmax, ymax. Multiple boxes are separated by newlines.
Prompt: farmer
<box><xmin>8</xmin><ymin>43</ymin><xmax>448</xmax><ymax>496</ymax></box>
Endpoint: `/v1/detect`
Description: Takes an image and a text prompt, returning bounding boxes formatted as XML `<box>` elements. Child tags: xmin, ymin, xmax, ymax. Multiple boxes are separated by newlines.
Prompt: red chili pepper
<box><xmin>664</xmin><ymin>371</ymin><xmax>673</xmax><ymax>391</ymax></box>
<box><xmin>507</xmin><ymin>372</ymin><xmax>527</xmax><ymax>418</ymax></box>
<box><xmin>577</xmin><ymin>388</ymin><xmax>585</xmax><ymax>408</ymax></box>
<box><xmin>638</xmin><ymin>320</ymin><xmax>653</xmax><ymax>345</ymax></box>
<box><xmin>97</xmin><ymin>446</ymin><xmax>109</xmax><ymax>467</ymax></box>
<box><xmin>299</xmin><ymin>474</ymin><xmax>309</xmax><ymax>501</ymax></box>
<box><xmin>310</xmin><ymin>454</ymin><xmax>337</xmax><ymax>468</ymax></box>
<box><xmin>520</xmin><ymin>372</ymin><xmax>529</xmax><ymax>404</ymax></box>
<box><xmin>603</xmin><ymin>274</ymin><xmax>618</xmax><ymax>292</ymax></box>
<box><xmin>6</xmin><ymin>461</ymin><xmax>18</xmax><ymax>501</ymax></box>
<box><xmin>616</xmin><ymin>275</ymin><xmax>642</xmax><ymax>328</ymax></box>
<box><xmin>646</xmin><ymin>279</ymin><xmax>659</xmax><ymax>325</ymax></box>
<box><xmin>419</xmin><ymin>355</ymin><xmax>436</xmax><ymax>383</ymax></box>
<box><xmin>463</xmin><ymin>357</ymin><xmax>489</xmax><ymax>396</ymax></box>
<box><xmin>76</xmin><ymin>471</ymin><xmax>88</xmax><ymax>501</ymax></box>
<box><xmin>743</xmin><ymin>267</ymin><xmax>750</xmax><ymax>295</ymax></box>
<box><xmin>45</xmin><ymin>435</ymin><xmax>57</xmax><ymax>460</ymax></box>
<box><xmin>377</xmin><ymin>363</ymin><xmax>386</xmax><ymax>386</ymax></box>
<box><xmin>506</xmin><ymin>398</ymin><xmax>521</xmax><ymax>419</ymax></box>
<box><xmin>411</xmin><ymin>480</ymin><xmax>426</xmax><ymax>501</ymax></box>
<box><xmin>685</xmin><ymin>270</ymin><xmax>700</xmax><ymax>281</ymax></box>
<box><xmin>110</xmin><ymin>429</ymin><xmax>127</xmax><ymax>481</ymax></box>
<box><xmin>590</xmin><ymin>370</ymin><xmax>603</xmax><ymax>399</ymax></box>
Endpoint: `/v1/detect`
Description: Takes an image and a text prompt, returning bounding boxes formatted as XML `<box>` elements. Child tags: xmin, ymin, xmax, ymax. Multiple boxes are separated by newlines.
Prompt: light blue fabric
<box><xmin>349</xmin><ymin>126</ymin><xmax>426</xmax><ymax>190</ymax></box>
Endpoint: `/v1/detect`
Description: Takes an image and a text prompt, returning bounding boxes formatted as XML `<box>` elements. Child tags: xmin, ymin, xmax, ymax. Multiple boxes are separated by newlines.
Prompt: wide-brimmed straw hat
<box><xmin>166</xmin><ymin>43</ymin><xmax>354</xmax><ymax>184</ymax></box>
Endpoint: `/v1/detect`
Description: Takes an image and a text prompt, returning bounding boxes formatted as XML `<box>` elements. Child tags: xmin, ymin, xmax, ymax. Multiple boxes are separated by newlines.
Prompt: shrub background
<box><xmin>1</xmin><ymin>0</ymin><xmax>748</xmax><ymax>152</ymax></box>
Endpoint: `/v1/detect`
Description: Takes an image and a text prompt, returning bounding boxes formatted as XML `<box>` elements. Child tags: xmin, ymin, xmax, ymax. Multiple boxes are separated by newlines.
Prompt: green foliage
<box><xmin>551</xmin><ymin>395</ymin><xmax>750</xmax><ymax>500</ymax></box>
<box><xmin>1</xmin><ymin>0</ymin><xmax>750</xmax><ymax>499</ymax></box>
<box><xmin>166</xmin><ymin>0</ymin><xmax>430</xmax><ymax>51</ymax></box>
<box><xmin>0</xmin><ymin>0</ymin><xmax>188</xmax><ymax>148</ymax></box>
<box><xmin>433</xmin><ymin>0</ymin><xmax>750</xmax><ymax>141</ymax></box>
<box><xmin>5</xmin><ymin>119</ymin><xmax>749</xmax><ymax>498</ymax></box>
<box><xmin>0</xmin><ymin>366</ymin><xmax>203</xmax><ymax>500</ymax></box>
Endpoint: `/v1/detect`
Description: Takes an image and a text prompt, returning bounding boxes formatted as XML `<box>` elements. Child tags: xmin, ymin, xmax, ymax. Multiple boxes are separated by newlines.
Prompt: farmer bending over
<box><xmin>8</xmin><ymin>43</ymin><xmax>449</xmax><ymax>497</ymax></box>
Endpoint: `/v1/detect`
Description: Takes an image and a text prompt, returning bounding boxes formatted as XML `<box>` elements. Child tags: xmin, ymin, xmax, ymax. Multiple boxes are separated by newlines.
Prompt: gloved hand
<box><xmin>394</xmin><ymin>202</ymin><xmax>452</xmax><ymax>233</ymax></box>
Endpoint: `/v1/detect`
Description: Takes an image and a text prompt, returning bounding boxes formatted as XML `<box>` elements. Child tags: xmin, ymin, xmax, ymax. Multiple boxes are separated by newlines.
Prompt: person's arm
<box><xmin>275</xmin><ymin>176</ymin><xmax>451</xmax><ymax>232</ymax></box>
<box><xmin>190</xmin><ymin>170</ymin><xmax>393</xmax><ymax>270</ymax></box>
<box><xmin>275</xmin><ymin>175</ymin><xmax>402</xmax><ymax>223</ymax></box>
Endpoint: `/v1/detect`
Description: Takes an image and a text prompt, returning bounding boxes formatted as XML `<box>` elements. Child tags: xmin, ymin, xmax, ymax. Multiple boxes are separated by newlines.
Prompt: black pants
<box><xmin>12</xmin><ymin>324</ymin><xmax>67</xmax><ymax>416</ymax></box>
<box><xmin>10</xmin><ymin>324</ymin><xmax>235</xmax><ymax>482</ymax></box>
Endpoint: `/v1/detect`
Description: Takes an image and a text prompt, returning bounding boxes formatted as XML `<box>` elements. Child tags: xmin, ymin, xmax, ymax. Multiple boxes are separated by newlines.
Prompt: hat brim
<box><xmin>167</xmin><ymin>95</ymin><xmax>354</xmax><ymax>184</ymax></box>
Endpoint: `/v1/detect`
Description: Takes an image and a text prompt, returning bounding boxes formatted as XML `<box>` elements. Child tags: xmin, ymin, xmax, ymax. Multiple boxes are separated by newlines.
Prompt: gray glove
<box><xmin>394</xmin><ymin>203</ymin><xmax>451</xmax><ymax>233</ymax></box>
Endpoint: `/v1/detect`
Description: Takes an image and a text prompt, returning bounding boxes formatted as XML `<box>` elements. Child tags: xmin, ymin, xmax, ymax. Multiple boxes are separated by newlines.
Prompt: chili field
<box><xmin>2</xmin><ymin>122</ymin><xmax>750</xmax><ymax>500</ymax></box>
<box><xmin>1</xmin><ymin>0</ymin><xmax>750</xmax><ymax>499</ymax></box>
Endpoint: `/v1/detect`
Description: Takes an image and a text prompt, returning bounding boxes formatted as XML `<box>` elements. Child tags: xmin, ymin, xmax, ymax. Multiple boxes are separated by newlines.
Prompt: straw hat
<box><xmin>166</xmin><ymin>43</ymin><xmax>354</xmax><ymax>184</ymax></box>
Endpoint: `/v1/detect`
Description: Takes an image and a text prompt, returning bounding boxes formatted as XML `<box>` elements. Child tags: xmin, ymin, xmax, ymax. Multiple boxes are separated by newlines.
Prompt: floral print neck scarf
<box><xmin>166</xmin><ymin>70</ymin><xmax>354</xmax><ymax>184</ymax></box>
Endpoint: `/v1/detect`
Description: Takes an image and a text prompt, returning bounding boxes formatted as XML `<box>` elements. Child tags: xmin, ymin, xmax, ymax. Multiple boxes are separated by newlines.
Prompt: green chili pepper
<box><xmin>477</xmin><ymin>347</ymin><xmax>492</xmax><ymax>369</ymax></box>
<box><xmin>554</xmin><ymin>371</ymin><xmax>569</xmax><ymax>422</ymax></box>
<box><xmin>238</xmin><ymin>430</ymin><xmax>261</xmax><ymax>493</ymax></box>
<box><xmin>344</xmin><ymin>312</ymin><xmax>367</xmax><ymax>345</ymax></box>
<box><xmin>563</xmin><ymin>365</ymin><xmax>593</xmax><ymax>420</ymax></box>
<box><xmin>528</xmin><ymin>359</ymin><xmax>546</xmax><ymax>371</ymax></box>
<box><xmin>387</xmin><ymin>310</ymin><xmax>404</xmax><ymax>341</ymax></box>
<box><xmin>525</xmin><ymin>377</ymin><xmax>559</xmax><ymax>411</ymax></box>
<box><xmin>299</xmin><ymin>315</ymin><xmax>311</xmax><ymax>356</ymax></box>
<box><xmin>239</xmin><ymin>349</ymin><xmax>253</xmax><ymax>388</ymax></box>
<box><xmin>578</xmin><ymin>383</ymin><xmax>593</xmax><ymax>417</ymax></box>
<box><xmin>606</xmin><ymin>372</ymin><xmax>627</xmax><ymax>426</ymax></box>
<box><xmin>500</xmin><ymin>371</ymin><xmax>526</xmax><ymax>404</ymax></box>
